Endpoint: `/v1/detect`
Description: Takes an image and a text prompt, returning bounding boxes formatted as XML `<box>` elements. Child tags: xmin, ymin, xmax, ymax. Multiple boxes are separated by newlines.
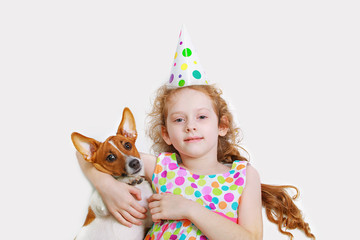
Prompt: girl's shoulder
<box><xmin>243</xmin><ymin>163</ymin><xmax>261</xmax><ymax>187</ymax></box>
<box><xmin>140</xmin><ymin>152</ymin><xmax>157</xmax><ymax>181</ymax></box>
<box><xmin>140</xmin><ymin>152</ymin><xmax>157</xmax><ymax>162</ymax></box>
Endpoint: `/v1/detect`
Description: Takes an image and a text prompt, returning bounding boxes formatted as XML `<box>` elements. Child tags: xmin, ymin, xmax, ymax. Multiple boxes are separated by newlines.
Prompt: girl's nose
<box><xmin>186</xmin><ymin>127</ymin><xmax>196</xmax><ymax>133</ymax></box>
<box><xmin>185</xmin><ymin>122</ymin><xmax>197</xmax><ymax>132</ymax></box>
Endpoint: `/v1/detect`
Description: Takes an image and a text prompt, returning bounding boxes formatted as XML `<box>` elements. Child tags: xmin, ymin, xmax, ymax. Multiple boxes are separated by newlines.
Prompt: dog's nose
<box><xmin>129</xmin><ymin>159</ymin><xmax>140</xmax><ymax>170</ymax></box>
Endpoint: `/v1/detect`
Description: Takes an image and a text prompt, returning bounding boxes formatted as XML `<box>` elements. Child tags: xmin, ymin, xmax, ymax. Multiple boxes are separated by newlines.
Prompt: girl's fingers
<box><xmin>151</xmin><ymin>212</ymin><xmax>163</xmax><ymax>223</ymax></box>
<box><xmin>148</xmin><ymin>200</ymin><xmax>160</xmax><ymax>209</ymax></box>
<box><xmin>127</xmin><ymin>205</ymin><xmax>147</xmax><ymax>219</ymax></box>
<box><xmin>148</xmin><ymin>194</ymin><xmax>162</xmax><ymax>202</ymax></box>
<box><xmin>130</xmin><ymin>197</ymin><xmax>147</xmax><ymax>213</ymax></box>
<box><xmin>130</xmin><ymin>202</ymin><xmax>147</xmax><ymax>214</ymax></box>
<box><xmin>123</xmin><ymin>198</ymin><xmax>146</xmax><ymax>215</ymax></box>
<box><xmin>149</xmin><ymin>207</ymin><xmax>161</xmax><ymax>215</ymax></box>
<box><xmin>128</xmin><ymin>185</ymin><xmax>142</xmax><ymax>201</ymax></box>
<box><xmin>127</xmin><ymin>188</ymin><xmax>147</xmax><ymax>213</ymax></box>
<box><xmin>112</xmin><ymin>211</ymin><xmax>132</xmax><ymax>228</ymax></box>
<box><xmin>120</xmin><ymin>210</ymin><xmax>143</xmax><ymax>226</ymax></box>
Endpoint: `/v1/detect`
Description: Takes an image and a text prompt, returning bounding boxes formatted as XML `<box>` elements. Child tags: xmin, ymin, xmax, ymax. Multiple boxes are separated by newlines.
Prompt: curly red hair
<box><xmin>147</xmin><ymin>84</ymin><xmax>315</xmax><ymax>239</ymax></box>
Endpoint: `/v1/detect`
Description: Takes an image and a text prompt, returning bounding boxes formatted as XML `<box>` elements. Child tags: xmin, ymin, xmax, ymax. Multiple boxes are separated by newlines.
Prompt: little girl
<box><xmin>77</xmin><ymin>83</ymin><xmax>315</xmax><ymax>240</ymax></box>
<box><xmin>144</xmin><ymin>84</ymin><xmax>263</xmax><ymax>240</ymax></box>
<box><xmin>77</xmin><ymin>26</ymin><xmax>315</xmax><ymax>239</ymax></box>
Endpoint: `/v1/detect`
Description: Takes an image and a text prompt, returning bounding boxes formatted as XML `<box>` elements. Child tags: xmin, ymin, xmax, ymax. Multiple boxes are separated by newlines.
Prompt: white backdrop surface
<box><xmin>1</xmin><ymin>1</ymin><xmax>359</xmax><ymax>239</ymax></box>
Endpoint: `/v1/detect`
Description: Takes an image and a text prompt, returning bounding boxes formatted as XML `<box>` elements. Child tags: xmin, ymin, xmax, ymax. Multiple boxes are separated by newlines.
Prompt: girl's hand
<box><xmin>147</xmin><ymin>193</ymin><xmax>195</xmax><ymax>222</ymax></box>
<box><xmin>76</xmin><ymin>151</ymin><xmax>148</xmax><ymax>227</ymax></box>
<box><xmin>96</xmin><ymin>177</ymin><xmax>148</xmax><ymax>227</ymax></box>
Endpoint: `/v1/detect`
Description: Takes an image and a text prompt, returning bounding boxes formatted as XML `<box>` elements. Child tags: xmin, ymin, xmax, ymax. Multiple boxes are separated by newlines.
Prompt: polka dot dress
<box><xmin>145</xmin><ymin>152</ymin><xmax>247</xmax><ymax>240</ymax></box>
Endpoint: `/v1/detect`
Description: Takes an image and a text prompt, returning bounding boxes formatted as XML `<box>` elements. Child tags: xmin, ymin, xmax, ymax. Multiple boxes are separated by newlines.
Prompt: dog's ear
<box><xmin>71</xmin><ymin>132</ymin><xmax>101</xmax><ymax>162</ymax></box>
<box><xmin>117</xmin><ymin>107</ymin><xmax>137</xmax><ymax>140</ymax></box>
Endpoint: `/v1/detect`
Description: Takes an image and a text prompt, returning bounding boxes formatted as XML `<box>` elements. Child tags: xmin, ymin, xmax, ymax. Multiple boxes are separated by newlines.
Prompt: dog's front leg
<box><xmin>89</xmin><ymin>190</ymin><xmax>110</xmax><ymax>217</ymax></box>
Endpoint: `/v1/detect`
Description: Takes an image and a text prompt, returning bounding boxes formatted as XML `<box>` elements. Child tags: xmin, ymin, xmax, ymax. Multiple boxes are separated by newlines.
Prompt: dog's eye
<box><xmin>106</xmin><ymin>154</ymin><xmax>116</xmax><ymax>162</ymax></box>
<box><xmin>124</xmin><ymin>142</ymin><xmax>132</xmax><ymax>150</ymax></box>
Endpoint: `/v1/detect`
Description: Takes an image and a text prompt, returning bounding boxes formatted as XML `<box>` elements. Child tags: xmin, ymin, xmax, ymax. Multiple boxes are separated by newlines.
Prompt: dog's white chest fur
<box><xmin>76</xmin><ymin>179</ymin><xmax>153</xmax><ymax>240</ymax></box>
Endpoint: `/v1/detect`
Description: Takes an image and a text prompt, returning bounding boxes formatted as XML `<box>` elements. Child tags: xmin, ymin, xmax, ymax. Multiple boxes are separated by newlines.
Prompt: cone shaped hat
<box><xmin>168</xmin><ymin>25</ymin><xmax>208</xmax><ymax>88</ymax></box>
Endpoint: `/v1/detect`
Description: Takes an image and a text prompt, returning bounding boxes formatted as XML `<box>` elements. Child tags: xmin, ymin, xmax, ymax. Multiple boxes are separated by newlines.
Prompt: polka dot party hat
<box><xmin>168</xmin><ymin>25</ymin><xmax>209</xmax><ymax>88</ymax></box>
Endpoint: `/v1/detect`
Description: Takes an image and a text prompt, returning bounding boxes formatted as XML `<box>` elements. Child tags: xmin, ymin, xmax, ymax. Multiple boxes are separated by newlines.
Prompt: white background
<box><xmin>1</xmin><ymin>0</ymin><xmax>359</xmax><ymax>239</ymax></box>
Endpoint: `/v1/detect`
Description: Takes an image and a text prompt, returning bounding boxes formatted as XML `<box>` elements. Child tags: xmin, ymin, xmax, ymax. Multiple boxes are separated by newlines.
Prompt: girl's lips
<box><xmin>184</xmin><ymin>137</ymin><xmax>204</xmax><ymax>142</ymax></box>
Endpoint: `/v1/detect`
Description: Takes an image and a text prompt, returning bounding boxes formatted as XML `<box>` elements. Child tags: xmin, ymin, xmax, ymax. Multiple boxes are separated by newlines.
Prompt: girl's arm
<box><xmin>140</xmin><ymin>152</ymin><xmax>157</xmax><ymax>182</ymax></box>
<box><xmin>148</xmin><ymin>164</ymin><xmax>263</xmax><ymax>240</ymax></box>
<box><xmin>76</xmin><ymin>151</ymin><xmax>148</xmax><ymax>227</ymax></box>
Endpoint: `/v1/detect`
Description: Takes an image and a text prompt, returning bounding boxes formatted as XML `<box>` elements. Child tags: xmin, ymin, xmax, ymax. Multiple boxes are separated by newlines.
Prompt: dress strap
<box><xmin>230</xmin><ymin>160</ymin><xmax>248</xmax><ymax>171</ymax></box>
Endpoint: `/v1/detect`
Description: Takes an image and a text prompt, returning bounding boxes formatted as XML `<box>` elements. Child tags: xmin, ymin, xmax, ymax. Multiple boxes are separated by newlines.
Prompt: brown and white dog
<box><xmin>71</xmin><ymin>107</ymin><xmax>153</xmax><ymax>240</ymax></box>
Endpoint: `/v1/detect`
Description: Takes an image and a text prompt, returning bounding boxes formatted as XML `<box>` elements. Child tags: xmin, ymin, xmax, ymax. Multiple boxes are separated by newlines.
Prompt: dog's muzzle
<box><xmin>128</xmin><ymin>158</ymin><xmax>141</xmax><ymax>174</ymax></box>
<box><xmin>129</xmin><ymin>159</ymin><xmax>140</xmax><ymax>170</ymax></box>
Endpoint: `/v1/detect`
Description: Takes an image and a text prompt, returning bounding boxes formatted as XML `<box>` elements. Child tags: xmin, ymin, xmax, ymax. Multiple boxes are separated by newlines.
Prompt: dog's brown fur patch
<box><xmin>83</xmin><ymin>207</ymin><xmax>96</xmax><ymax>226</ymax></box>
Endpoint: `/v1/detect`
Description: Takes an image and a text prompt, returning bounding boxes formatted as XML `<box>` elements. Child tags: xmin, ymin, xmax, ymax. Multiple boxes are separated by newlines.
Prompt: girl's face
<box><xmin>162</xmin><ymin>88</ymin><xmax>228</xmax><ymax>160</ymax></box>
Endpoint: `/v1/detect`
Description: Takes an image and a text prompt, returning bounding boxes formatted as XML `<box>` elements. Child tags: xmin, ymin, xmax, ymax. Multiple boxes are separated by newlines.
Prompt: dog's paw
<box><xmin>125</xmin><ymin>176</ymin><xmax>144</xmax><ymax>186</ymax></box>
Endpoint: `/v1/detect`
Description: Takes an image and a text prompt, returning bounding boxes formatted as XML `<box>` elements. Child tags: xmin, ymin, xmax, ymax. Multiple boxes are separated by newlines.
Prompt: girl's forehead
<box><xmin>167</xmin><ymin>88</ymin><xmax>214</xmax><ymax>112</ymax></box>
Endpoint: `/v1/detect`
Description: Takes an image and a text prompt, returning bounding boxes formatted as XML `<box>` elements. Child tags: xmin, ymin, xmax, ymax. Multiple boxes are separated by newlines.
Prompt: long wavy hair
<box><xmin>147</xmin><ymin>84</ymin><xmax>315</xmax><ymax>239</ymax></box>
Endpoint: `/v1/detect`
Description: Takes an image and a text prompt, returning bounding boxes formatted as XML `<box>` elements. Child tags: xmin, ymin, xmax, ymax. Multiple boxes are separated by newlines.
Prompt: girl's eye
<box><xmin>175</xmin><ymin>118</ymin><xmax>184</xmax><ymax>123</ymax></box>
<box><xmin>199</xmin><ymin>115</ymin><xmax>207</xmax><ymax>119</ymax></box>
